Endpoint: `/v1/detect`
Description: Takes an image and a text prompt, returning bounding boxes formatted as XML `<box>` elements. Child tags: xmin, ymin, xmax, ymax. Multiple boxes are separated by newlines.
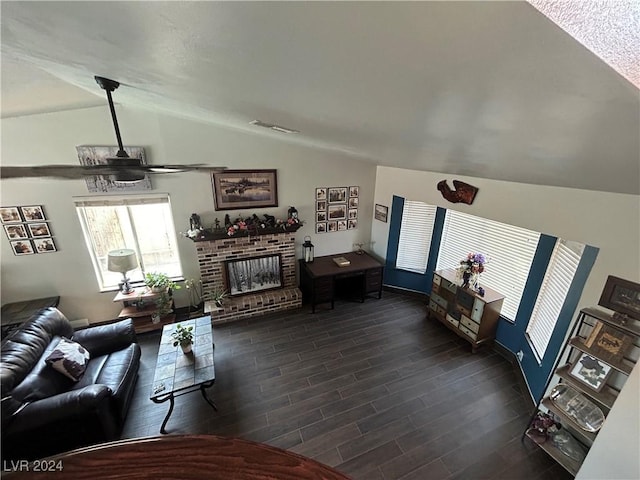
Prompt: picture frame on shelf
<box><xmin>598</xmin><ymin>276</ymin><xmax>640</xmax><ymax>320</ymax></box>
<box><xmin>11</xmin><ymin>240</ymin><xmax>35</xmax><ymax>256</ymax></box>
<box><xmin>4</xmin><ymin>224</ymin><xmax>28</xmax><ymax>240</ymax></box>
<box><xmin>212</xmin><ymin>169</ymin><xmax>278</xmax><ymax>210</ymax></box>
<box><xmin>374</xmin><ymin>204</ymin><xmax>388</xmax><ymax>223</ymax></box>
<box><xmin>328</xmin><ymin>187</ymin><xmax>347</xmax><ymax>204</ymax></box>
<box><xmin>585</xmin><ymin>321</ymin><xmax>633</xmax><ymax>364</ymax></box>
<box><xmin>33</xmin><ymin>237</ymin><xmax>57</xmax><ymax>253</ymax></box>
<box><xmin>569</xmin><ymin>353</ymin><xmax>613</xmax><ymax>392</ymax></box>
<box><xmin>20</xmin><ymin>205</ymin><xmax>46</xmax><ymax>222</ymax></box>
<box><xmin>27</xmin><ymin>223</ymin><xmax>51</xmax><ymax>238</ymax></box>
<box><xmin>0</xmin><ymin>206</ymin><xmax>22</xmax><ymax>223</ymax></box>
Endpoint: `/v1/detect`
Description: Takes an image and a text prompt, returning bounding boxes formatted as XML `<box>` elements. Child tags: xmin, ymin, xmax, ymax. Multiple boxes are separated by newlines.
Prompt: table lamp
<box><xmin>107</xmin><ymin>249</ymin><xmax>138</xmax><ymax>294</ymax></box>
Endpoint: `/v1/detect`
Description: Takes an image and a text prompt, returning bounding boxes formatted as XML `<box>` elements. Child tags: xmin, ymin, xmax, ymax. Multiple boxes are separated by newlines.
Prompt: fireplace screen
<box><xmin>225</xmin><ymin>254</ymin><xmax>283</xmax><ymax>296</ymax></box>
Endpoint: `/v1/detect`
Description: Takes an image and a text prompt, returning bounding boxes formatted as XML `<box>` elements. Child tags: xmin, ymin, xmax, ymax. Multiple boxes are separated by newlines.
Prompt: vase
<box><xmin>151</xmin><ymin>312</ymin><xmax>161</xmax><ymax>324</ymax></box>
<box><xmin>462</xmin><ymin>271</ymin><xmax>471</xmax><ymax>288</ymax></box>
<box><xmin>180</xmin><ymin>342</ymin><xmax>192</xmax><ymax>354</ymax></box>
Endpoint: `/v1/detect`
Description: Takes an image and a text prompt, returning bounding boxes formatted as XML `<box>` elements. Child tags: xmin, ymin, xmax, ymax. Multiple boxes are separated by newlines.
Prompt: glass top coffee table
<box><xmin>150</xmin><ymin>316</ymin><xmax>217</xmax><ymax>434</ymax></box>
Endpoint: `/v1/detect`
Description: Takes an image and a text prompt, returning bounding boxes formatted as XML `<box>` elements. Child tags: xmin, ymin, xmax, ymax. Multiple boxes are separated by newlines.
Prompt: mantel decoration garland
<box><xmin>180</xmin><ymin>207</ymin><xmax>303</xmax><ymax>241</ymax></box>
<box><xmin>458</xmin><ymin>252</ymin><xmax>487</xmax><ymax>292</ymax></box>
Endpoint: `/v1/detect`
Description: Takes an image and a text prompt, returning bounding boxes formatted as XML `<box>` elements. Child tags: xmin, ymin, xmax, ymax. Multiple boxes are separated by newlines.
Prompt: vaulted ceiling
<box><xmin>1</xmin><ymin>1</ymin><xmax>638</xmax><ymax>194</ymax></box>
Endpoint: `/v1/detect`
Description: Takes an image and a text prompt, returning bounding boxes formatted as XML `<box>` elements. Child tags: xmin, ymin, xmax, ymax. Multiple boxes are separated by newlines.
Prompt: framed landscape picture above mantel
<box><xmin>212</xmin><ymin>169</ymin><xmax>278</xmax><ymax>210</ymax></box>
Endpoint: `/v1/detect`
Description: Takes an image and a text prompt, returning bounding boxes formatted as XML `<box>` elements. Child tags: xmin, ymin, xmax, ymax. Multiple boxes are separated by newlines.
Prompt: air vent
<box><xmin>250</xmin><ymin>120</ymin><xmax>299</xmax><ymax>134</ymax></box>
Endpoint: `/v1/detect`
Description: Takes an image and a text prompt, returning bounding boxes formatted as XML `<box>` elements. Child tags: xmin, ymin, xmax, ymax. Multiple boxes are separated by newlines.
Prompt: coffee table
<box><xmin>150</xmin><ymin>316</ymin><xmax>217</xmax><ymax>434</ymax></box>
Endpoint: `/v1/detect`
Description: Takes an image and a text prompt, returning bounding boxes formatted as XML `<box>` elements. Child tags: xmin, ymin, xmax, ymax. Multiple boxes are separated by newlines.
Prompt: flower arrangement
<box><xmin>458</xmin><ymin>252</ymin><xmax>487</xmax><ymax>290</ymax></box>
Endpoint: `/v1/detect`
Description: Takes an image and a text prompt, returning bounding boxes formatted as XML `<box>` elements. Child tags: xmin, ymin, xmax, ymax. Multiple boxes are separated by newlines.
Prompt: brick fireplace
<box><xmin>195</xmin><ymin>233</ymin><xmax>302</xmax><ymax>324</ymax></box>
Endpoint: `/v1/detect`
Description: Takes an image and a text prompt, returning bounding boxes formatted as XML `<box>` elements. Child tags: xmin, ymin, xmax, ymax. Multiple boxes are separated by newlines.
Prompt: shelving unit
<box><xmin>113</xmin><ymin>287</ymin><xmax>175</xmax><ymax>334</ymax></box>
<box><xmin>523</xmin><ymin>306</ymin><xmax>640</xmax><ymax>477</ymax></box>
<box><xmin>427</xmin><ymin>268</ymin><xmax>505</xmax><ymax>352</ymax></box>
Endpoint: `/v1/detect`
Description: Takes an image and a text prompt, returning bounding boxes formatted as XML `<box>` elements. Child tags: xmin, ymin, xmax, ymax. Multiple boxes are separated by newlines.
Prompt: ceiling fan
<box><xmin>0</xmin><ymin>76</ymin><xmax>226</xmax><ymax>181</ymax></box>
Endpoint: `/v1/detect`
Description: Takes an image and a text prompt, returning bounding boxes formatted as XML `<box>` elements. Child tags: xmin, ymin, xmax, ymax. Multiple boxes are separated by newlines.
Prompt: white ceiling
<box><xmin>1</xmin><ymin>1</ymin><xmax>638</xmax><ymax>194</ymax></box>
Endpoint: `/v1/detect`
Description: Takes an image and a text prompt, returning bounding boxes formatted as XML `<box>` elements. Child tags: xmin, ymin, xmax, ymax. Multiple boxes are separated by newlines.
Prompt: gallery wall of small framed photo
<box><xmin>2</xmin><ymin>204</ymin><xmax>58</xmax><ymax>254</ymax></box>
<box><xmin>316</xmin><ymin>185</ymin><xmax>359</xmax><ymax>234</ymax></box>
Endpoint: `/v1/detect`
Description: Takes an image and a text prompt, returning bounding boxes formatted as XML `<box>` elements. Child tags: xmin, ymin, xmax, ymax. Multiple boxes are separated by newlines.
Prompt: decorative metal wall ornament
<box><xmin>437</xmin><ymin>180</ymin><xmax>479</xmax><ymax>205</ymax></box>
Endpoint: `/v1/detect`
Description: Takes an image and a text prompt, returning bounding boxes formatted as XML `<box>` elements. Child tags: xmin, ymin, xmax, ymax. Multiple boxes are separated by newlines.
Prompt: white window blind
<box><xmin>526</xmin><ymin>239</ymin><xmax>584</xmax><ymax>361</ymax></box>
<box><xmin>74</xmin><ymin>194</ymin><xmax>182</xmax><ymax>291</ymax></box>
<box><xmin>436</xmin><ymin>210</ymin><xmax>540</xmax><ymax>320</ymax></box>
<box><xmin>396</xmin><ymin>201</ymin><xmax>437</xmax><ymax>274</ymax></box>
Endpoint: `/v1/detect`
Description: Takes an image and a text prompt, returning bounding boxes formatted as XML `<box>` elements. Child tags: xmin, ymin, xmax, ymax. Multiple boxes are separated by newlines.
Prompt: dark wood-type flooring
<box><xmin>121</xmin><ymin>291</ymin><xmax>572</xmax><ymax>480</ymax></box>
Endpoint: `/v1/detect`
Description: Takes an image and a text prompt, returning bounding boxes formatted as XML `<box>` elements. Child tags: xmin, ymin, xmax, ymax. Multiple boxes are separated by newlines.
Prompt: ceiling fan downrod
<box><xmin>95</xmin><ymin>76</ymin><xmax>128</xmax><ymax>159</ymax></box>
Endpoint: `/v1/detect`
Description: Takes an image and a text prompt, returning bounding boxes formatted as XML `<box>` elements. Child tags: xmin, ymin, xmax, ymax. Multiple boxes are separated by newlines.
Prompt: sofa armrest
<box><xmin>72</xmin><ymin>318</ymin><xmax>136</xmax><ymax>357</ymax></box>
<box><xmin>4</xmin><ymin>384</ymin><xmax>112</xmax><ymax>434</ymax></box>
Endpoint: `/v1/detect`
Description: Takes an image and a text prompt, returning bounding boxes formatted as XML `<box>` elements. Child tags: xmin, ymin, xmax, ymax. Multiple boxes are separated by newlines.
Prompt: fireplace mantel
<box><xmin>187</xmin><ymin>224</ymin><xmax>302</xmax><ymax>242</ymax></box>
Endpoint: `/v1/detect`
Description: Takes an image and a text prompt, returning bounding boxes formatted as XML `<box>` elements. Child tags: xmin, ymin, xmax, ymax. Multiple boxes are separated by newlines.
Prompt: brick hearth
<box><xmin>195</xmin><ymin>233</ymin><xmax>302</xmax><ymax>324</ymax></box>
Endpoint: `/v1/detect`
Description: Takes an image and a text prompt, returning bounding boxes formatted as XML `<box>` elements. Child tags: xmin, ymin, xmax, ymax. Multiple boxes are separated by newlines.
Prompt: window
<box><xmin>436</xmin><ymin>210</ymin><xmax>540</xmax><ymax>320</ymax></box>
<box><xmin>395</xmin><ymin>201</ymin><xmax>437</xmax><ymax>274</ymax></box>
<box><xmin>526</xmin><ymin>239</ymin><xmax>584</xmax><ymax>361</ymax></box>
<box><xmin>74</xmin><ymin>194</ymin><xmax>182</xmax><ymax>291</ymax></box>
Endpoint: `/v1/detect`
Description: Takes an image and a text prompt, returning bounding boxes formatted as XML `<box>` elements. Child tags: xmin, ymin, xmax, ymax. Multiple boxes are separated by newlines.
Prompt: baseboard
<box><xmin>383</xmin><ymin>285</ymin><xmax>429</xmax><ymax>300</ymax></box>
<box><xmin>493</xmin><ymin>340</ymin><xmax>537</xmax><ymax>409</ymax></box>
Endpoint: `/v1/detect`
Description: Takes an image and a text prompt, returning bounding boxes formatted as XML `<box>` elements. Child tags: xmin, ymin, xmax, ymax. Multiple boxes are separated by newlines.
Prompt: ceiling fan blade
<box><xmin>0</xmin><ymin>164</ymin><xmax>226</xmax><ymax>180</ymax></box>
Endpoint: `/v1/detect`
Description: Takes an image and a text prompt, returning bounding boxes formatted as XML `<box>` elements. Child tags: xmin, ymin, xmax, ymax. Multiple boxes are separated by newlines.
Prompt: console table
<box><xmin>299</xmin><ymin>251</ymin><xmax>383</xmax><ymax>313</ymax></box>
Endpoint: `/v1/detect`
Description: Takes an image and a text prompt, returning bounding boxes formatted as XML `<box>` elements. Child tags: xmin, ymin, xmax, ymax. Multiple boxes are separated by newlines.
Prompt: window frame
<box><xmin>395</xmin><ymin>201</ymin><xmax>437</xmax><ymax>274</ymax></box>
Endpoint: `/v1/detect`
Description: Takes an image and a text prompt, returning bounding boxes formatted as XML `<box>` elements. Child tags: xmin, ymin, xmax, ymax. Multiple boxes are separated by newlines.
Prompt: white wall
<box><xmin>372</xmin><ymin>165</ymin><xmax>640</xmax><ymax>308</ymax></box>
<box><xmin>0</xmin><ymin>106</ymin><xmax>376</xmax><ymax>321</ymax></box>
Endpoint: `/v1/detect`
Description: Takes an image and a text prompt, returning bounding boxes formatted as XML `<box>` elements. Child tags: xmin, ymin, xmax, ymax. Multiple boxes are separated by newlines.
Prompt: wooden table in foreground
<box><xmin>299</xmin><ymin>251</ymin><xmax>384</xmax><ymax>313</ymax></box>
<box><xmin>3</xmin><ymin>435</ymin><xmax>352</xmax><ymax>479</ymax></box>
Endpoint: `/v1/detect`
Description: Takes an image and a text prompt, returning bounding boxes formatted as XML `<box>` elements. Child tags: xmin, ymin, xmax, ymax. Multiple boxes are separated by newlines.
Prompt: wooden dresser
<box><xmin>428</xmin><ymin>268</ymin><xmax>505</xmax><ymax>352</ymax></box>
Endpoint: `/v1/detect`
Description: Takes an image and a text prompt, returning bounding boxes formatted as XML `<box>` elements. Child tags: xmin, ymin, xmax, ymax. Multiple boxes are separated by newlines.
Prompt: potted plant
<box><xmin>171</xmin><ymin>323</ymin><xmax>194</xmax><ymax>354</ymax></box>
<box><xmin>151</xmin><ymin>292</ymin><xmax>174</xmax><ymax>324</ymax></box>
<box><xmin>144</xmin><ymin>272</ymin><xmax>181</xmax><ymax>293</ymax></box>
<box><xmin>203</xmin><ymin>287</ymin><xmax>228</xmax><ymax>308</ymax></box>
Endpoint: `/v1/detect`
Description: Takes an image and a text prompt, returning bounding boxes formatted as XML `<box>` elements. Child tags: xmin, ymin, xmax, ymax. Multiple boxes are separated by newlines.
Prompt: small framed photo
<box><xmin>316</xmin><ymin>188</ymin><xmax>327</xmax><ymax>201</ymax></box>
<box><xmin>327</xmin><ymin>221</ymin><xmax>337</xmax><ymax>232</ymax></box>
<box><xmin>328</xmin><ymin>187</ymin><xmax>348</xmax><ymax>204</ymax></box>
<box><xmin>598</xmin><ymin>276</ymin><xmax>640</xmax><ymax>320</ymax></box>
<box><xmin>28</xmin><ymin>223</ymin><xmax>52</xmax><ymax>238</ymax></box>
<box><xmin>348</xmin><ymin>219</ymin><xmax>358</xmax><ymax>230</ymax></box>
<box><xmin>33</xmin><ymin>237</ymin><xmax>57</xmax><ymax>253</ymax></box>
<box><xmin>349</xmin><ymin>186</ymin><xmax>359</xmax><ymax>198</ymax></box>
<box><xmin>348</xmin><ymin>208</ymin><xmax>358</xmax><ymax>219</ymax></box>
<box><xmin>585</xmin><ymin>321</ymin><xmax>633</xmax><ymax>364</ymax></box>
<box><xmin>349</xmin><ymin>197</ymin><xmax>359</xmax><ymax>209</ymax></box>
<box><xmin>20</xmin><ymin>205</ymin><xmax>46</xmax><ymax>222</ymax></box>
<box><xmin>569</xmin><ymin>353</ymin><xmax>613</xmax><ymax>392</ymax></box>
<box><xmin>328</xmin><ymin>204</ymin><xmax>346</xmax><ymax>220</ymax></box>
<box><xmin>316</xmin><ymin>211</ymin><xmax>327</xmax><ymax>222</ymax></box>
<box><xmin>11</xmin><ymin>240</ymin><xmax>35</xmax><ymax>256</ymax></box>
<box><xmin>316</xmin><ymin>201</ymin><xmax>327</xmax><ymax>212</ymax></box>
<box><xmin>0</xmin><ymin>207</ymin><xmax>22</xmax><ymax>223</ymax></box>
<box><xmin>375</xmin><ymin>204</ymin><xmax>389</xmax><ymax>223</ymax></box>
<box><xmin>316</xmin><ymin>222</ymin><xmax>326</xmax><ymax>234</ymax></box>
<box><xmin>4</xmin><ymin>224</ymin><xmax>29</xmax><ymax>240</ymax></box>
<box><xmin>337</xmin><ymin>220</ymin><xmax>347</xmax><ymax>231</ymax></box>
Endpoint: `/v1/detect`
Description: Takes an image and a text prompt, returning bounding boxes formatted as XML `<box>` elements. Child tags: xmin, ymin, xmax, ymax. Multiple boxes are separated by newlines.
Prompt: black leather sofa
<box><xmin>1</xmin><ymin>307</ymin><xmax>141</xmax><ymax>461</ymax></box>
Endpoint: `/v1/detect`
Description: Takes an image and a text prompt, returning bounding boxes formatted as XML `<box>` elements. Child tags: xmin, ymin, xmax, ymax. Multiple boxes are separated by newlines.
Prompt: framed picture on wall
<box><xmin>20</xmin><ymin>205</ymin><xmax>46</xmax><ymax>222</ymax></box>
<box><xmin>33</xmin><ymin>237</ymin><xmax>57</xmax><ymax>253</ymax></box>
<box><xmin>0</xmin><ymin>207</ymin><xmax>22</xmax><ymax>223</ymax></box>
<box><xmin>349</xmin><ymin>186</ymin><xmax>359</xmax><ymax>197</ymax></box>
<box><xmin>28</xmin><ymin>223</ymin><xmax>52</xmax><ymax>238</ymax></box>
<box><xmin>316</xmin><ymin>222</ymin><xmax>326</xmax><ymax>234</ymax></box>
<box><xmin>212</xmin><ymin>169</ymin><xmax>278</xmax><ymax>210</ymax></box>
<box><xmin>598</xmin><ymin>276</ymin><xmax>640</xmax><ymax>320</ymax></box>
<box><xmin>374</xmin><ymin>204</ymin><xmax>388</xmax><ymax>223</ymax></box>
<box><xmin>328</xmin><ymin>204</ymin><xmax>346</xmax><ymax>220</ymax></box>
<box><xmin>328</xmin><ymin>187</ymin><xmax>347</xmax><ymax>204</ymax></box>
<box><xmin>4</xmin><ymin>224</ymin><xmax>28</xmax><ymax>240</ymax></box>
<box><xmin>316</xmin><ymin>188</ymin><xmax>327</xmax><ymax>201</ymax></box>
<box><xmin>11</xmin><ymin>240</ymin><xmax>35</xmax><ymax>256</ymax></box>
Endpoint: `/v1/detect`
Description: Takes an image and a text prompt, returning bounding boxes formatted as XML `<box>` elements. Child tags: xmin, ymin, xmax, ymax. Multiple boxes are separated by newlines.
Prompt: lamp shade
<box><xmin>107</xmin><ymin>249</ymin><xmax>138</xmax><ymax>273</ymax></box>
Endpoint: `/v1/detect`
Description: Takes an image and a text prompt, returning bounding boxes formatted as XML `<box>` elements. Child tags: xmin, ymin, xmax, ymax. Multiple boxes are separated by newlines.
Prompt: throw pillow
<box><xmin>45</xmin><ymin>337</ymin><xmax>90</xmax><ymax>382</ymax></box>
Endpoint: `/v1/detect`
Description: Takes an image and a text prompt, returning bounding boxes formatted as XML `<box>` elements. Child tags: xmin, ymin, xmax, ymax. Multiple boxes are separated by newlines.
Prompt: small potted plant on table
<box><xmin>144</xmin><ymin>272</ymin><xmax>181</xmax><ymax>293</ymax></box>
<box><xmin>171</xmin><ymin>324</ymin><xmax>194</xmax><ymax>354</ymax></box>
